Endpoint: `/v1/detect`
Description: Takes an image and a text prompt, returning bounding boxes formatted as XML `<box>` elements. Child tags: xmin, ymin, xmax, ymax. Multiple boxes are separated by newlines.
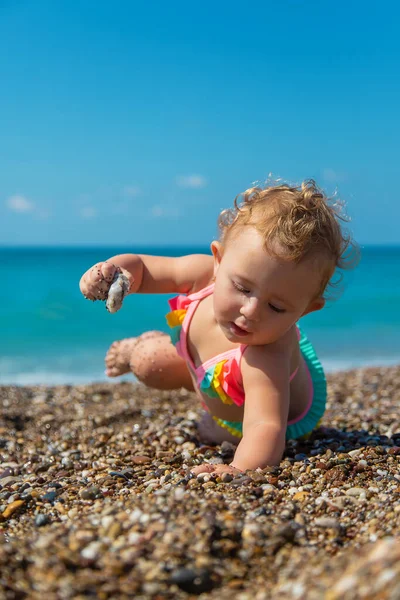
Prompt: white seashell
<box><xmin>105</xmin><ymin>272</ymin><xmax>130</xmax><ymax>313</ymax></box>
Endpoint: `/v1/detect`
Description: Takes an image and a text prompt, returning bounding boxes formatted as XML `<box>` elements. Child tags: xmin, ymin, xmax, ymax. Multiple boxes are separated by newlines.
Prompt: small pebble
<box><xmin>170</xmin><ymin>567</ymin><xmax>215</xmax><ymax>594</ymax></box>
<box><xmin>35</xmin><ymin>514</ymin><xmax>51</xmax><ymax>527</ymax></box>
<box><xmin>79</xmin><ymin>486</ymin><xmax>101</xmax><ymax>500</ymax></box>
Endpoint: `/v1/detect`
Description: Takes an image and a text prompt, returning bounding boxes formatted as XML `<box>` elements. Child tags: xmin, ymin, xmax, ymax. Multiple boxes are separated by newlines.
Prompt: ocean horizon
<box><xmin>1</xmin><ymin>244</ymin><xmax>399</xmax><ymax>386</ymax></box>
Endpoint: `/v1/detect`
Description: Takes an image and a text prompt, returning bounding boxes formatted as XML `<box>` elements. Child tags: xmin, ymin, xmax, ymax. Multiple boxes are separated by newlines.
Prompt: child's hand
<box><xmin>79</xmin><ymin>261</ymin><xmax>130</xmax><ymax>301</ymax></box>
<box><xmin>191</xmin><ymin>463</ymin><xmax>243</xmax><ymax>477</ymax></box>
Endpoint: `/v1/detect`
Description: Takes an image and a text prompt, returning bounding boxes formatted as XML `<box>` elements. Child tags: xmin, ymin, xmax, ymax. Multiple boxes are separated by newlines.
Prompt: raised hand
<box><xmin>79</xmin><ymin>261</ymin><xmax>122</xmax><ymax>301</ymax></box>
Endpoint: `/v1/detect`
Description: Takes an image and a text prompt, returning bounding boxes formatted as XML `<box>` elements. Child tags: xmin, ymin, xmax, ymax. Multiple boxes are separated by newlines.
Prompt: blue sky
<box><xmin>0</xmin><ymin>1</ymin><xmax>399</xmax><ymax>246</ymax></box>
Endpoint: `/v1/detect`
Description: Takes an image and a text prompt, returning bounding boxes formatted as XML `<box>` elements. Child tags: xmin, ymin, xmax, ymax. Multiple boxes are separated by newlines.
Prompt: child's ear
<box><xmin>302</xmin><ymin>297</ymin><xmax>325</xmax><ymax>317</ymax></box>
<box><xmin>210</xmin><ymin>241</ymin><xmax>223</xmax><ymax>278</ymax></box>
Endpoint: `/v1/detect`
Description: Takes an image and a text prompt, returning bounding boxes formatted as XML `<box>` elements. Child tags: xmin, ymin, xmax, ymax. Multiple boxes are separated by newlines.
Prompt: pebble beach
<box><xmin>1</xmin><ymin>366</ymin><xmax>400</xmax><ymax>599</ymax></box>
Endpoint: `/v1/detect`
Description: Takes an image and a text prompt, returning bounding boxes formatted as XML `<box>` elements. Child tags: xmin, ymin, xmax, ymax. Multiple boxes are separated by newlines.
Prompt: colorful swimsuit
<box><xmin>166</xmin><ymin>283</ymin><xmax>327</xmax><ymax>440</ymax></box>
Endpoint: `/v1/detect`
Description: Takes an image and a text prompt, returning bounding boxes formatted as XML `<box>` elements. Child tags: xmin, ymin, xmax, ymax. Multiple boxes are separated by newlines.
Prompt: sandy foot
<box><xmin>105</xmin><ymin>332</ymin><xmax>160</xmax><ymax>377</ymax></box>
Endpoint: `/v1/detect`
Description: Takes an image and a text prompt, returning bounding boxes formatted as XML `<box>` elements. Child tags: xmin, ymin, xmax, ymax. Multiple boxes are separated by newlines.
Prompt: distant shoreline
<box><xmin>1</xmin><ymin>243</ymin><xmax>400</xmax><ymax>251</ymax></box>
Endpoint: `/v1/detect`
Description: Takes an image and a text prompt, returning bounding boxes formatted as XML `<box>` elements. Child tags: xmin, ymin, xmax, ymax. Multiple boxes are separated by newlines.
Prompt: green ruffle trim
<box><xmin>212</xmin><ymin>416</ymin><xmax>243</xmax><ymax>438</ymax></box>
<box><xmin>285</xmin><ymin>326</ymin><xmax>326</xmax><ymax>440</ymax></box>
<box><xmin>210</xmin><ymin>326</ymin><xmax>327</xmax><ymax>441</ymax></box>
<box><xmin>200</xmin><ymin>364</ymin><xmax>222</xmax><ymax>400</ymax></box>
<box><xmin>168</xmin><ymin>324</ymin><xmax>182</xmax><ymax>346</ymax></box>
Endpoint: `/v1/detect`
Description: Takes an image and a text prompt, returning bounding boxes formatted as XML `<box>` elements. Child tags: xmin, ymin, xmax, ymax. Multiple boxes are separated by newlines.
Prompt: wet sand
<box><xmin>1</xmin><ymin>366</ymin><xmax>400</xmax><ymax>599</ymax></box>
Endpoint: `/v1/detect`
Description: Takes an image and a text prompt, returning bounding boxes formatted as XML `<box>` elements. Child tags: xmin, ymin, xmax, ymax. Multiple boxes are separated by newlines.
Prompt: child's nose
<box><xmin>240</xmin><ymin>297</ymin><xmax>261</xmax><ymax>321</ymax></box>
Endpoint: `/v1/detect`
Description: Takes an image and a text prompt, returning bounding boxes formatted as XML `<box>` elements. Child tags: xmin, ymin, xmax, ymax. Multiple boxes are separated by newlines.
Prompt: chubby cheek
<box><xmin>213</xmin><ymin>284</ymin><xmax>238</xmax><ymax>321</ymax></box>
<box><xmin>270</xmin><ymin>315</ymin><xmax>298</xmax><ymax>339</ymax></box>
<box><xmin>213</xmin><ymin>294</ymin><xmax>227</xmax><ymax>322</ymax></box>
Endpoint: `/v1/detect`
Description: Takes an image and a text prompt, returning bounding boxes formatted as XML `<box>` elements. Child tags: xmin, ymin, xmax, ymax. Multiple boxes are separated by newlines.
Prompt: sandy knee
<box><xmin>129</xmin><ymin>334</ymin><xmax>192</xmax><ymax>390</ymax></box>
<box><xmin>129</xmin><ymin>337</ymin><xmax>173</xmax><ymax>383</ymax></box>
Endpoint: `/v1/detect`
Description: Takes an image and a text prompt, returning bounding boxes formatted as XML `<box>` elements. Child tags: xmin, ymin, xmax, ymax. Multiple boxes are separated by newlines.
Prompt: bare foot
<box><xmin>105</xmin><ymin>332</ymin><xmax>162</xmax><ymax>377</ymax></box>
<box><xmin>105</xmin><ymin>338</ymin><xmax>138</xmax><ymax>377</ymax></box>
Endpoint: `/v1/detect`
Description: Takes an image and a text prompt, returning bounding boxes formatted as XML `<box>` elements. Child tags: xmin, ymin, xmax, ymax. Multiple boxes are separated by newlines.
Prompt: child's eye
<box><xmin>233</xmin><ymin>281</ymin><xmax>250</xmax><ymax>294</ymax></box>
<box><xmin>269</xmin><ymin>303</ymin><xmax>285</xmax><ymax>314</ymax></box>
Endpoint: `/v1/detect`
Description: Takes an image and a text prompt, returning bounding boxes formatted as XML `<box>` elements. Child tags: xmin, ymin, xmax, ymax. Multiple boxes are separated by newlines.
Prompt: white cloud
<box><xmin>110</xmin><ymin>202</ymin><xmax>129</xmax><ymax>215</ymax></box>
<box><xmin>176</xmin><ymin>174</ymin><xmax>207</xmax><ymax>189</ymax></box>
<box><xmin>80</xmin><ymin>206</ymin><xmax>97</xmax><ymax>219</ymax></box>
<box><xmin>151</xmin><ymin>205</ymin><xmax>182</xmax><ymax>218</ymax></box>
<box><xmin>37</xmin><ymin>209</ymin><xmax>51</xmax><ymax>220</ymax></box>
<box><xmin>151</xmin><ymin>205</ymin><xmax>164</xmax><ymax>218</ymax></box>
<box><xmin>123</xmin><ymin>185</ymin><xmax>141</xmax><ymax>197</ymax></box>
<box><xmin>6</xmin><ymin>194</ymin><xmax>34</xmax><ymax>213</ymax></box>
<box><xmin>322</xmin><ymin>168</ymin><xmax>347</xmax><ymax>183</ymax></box>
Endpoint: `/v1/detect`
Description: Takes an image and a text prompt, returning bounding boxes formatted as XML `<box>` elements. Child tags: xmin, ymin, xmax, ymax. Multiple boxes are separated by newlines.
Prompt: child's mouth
<box><xmin>229</xmin><ymin>322</ymin><xmax>250</xmax><ymax>337</ymax></box>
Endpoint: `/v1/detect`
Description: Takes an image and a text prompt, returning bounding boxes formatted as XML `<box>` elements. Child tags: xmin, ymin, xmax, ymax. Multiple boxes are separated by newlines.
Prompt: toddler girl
<box><xmin>79</xmin><ymin>179</ymin><xmax>354</xmax><ymax>476</ymax></box>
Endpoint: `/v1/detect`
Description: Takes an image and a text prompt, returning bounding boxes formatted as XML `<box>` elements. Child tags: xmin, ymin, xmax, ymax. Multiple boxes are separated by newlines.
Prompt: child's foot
<box><xmin>105</xmin><ymin>338</ymin><xmax>139</xmax><ymax>377</ymax></box>
<box><xmin>105</xmin><ymin>332</ymin><xmax>161</xmax><ymax>377</ymax></box>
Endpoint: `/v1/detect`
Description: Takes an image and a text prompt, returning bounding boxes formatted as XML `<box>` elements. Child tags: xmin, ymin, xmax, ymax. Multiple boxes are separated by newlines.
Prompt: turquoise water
<box><xmin>1</xmin><ymin>245</ymin><xmax>399</xmax><ymax>384</ymax></box>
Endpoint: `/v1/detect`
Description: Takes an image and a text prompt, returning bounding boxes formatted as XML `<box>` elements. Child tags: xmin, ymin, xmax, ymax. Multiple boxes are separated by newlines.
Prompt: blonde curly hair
<box><xmin>218</xmin><ymin>179</ymin><xmax>357</xmax><ymax>298</ymax></box>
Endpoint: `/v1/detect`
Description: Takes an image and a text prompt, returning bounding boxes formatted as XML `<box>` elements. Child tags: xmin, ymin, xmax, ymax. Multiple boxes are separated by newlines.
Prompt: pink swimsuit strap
<box><xmin>183</xmin><ymin>283</ymin><xmax>215</xmax><ymax>303</ymax></box>
<box><xmin>178</xmin><ymin>283</ymin><xmax>234</xmax><ymax>374</ymax></box>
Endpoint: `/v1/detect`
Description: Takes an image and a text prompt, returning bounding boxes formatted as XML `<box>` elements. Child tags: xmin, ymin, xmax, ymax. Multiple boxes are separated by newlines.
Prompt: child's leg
<box><xmin>105</xmin><ymin>331</ymin><xmax>194</xmax><ymax>391</ymax></box>
<box><xmin>105</xmin><ymin>331</ymin><xmax>162</xmax><ymax>377</ymax></box>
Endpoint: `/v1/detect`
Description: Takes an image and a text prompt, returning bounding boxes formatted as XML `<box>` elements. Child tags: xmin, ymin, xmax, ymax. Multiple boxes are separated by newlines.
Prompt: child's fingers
<box><xmin>100</xmin><ymin>261</ymin><xmax>120</xmax><ymax>282</ymax></box>
<box><xmin>80</xmin><ymin>261</ymin><xmax>119</xmax><ymax>301</ymax></box>
<box><xmin>191</xmin><ymin>464</ymin><xmax>216</xmax><ymax>476</ymax></box>
<box><xmin>214</xmin><ymin>464</ymin><xmax>242</xmax><ymax>476</ymax></box>
<box><xmin>190</xmin><ymin>463</ymin><xmax>242</xmax><ymax>477</ymax></box>
<box><xmin>79</xmin><ymin>271</ymin><xmax>96</xmax><ymax>300</ymax></box>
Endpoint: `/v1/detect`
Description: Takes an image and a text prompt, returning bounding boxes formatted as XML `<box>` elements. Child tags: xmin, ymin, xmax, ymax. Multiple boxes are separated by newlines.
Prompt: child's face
<box><xmin>211</xmin><ymin>227</ymin><xmax>325</xmax><ymax>346</ymax></box>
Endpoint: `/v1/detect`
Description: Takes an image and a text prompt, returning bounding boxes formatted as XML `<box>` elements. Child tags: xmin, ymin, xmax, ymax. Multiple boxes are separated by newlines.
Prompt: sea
<box><xmin>1</xmin><ymin>245</ymin><xmax>399</xmax><ymax>385</ymax></box>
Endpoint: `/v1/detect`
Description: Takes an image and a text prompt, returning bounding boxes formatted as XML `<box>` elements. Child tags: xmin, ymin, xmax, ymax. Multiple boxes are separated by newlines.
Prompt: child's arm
<box><xmin>229</xmin><ymin>344</ymin><xmax>290</xmax><ymax>471</ymax></box>
<box><xmin>80</xmin><ymin>253</ymin><xmax>214</xmax><ymax>300</ymax></box>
